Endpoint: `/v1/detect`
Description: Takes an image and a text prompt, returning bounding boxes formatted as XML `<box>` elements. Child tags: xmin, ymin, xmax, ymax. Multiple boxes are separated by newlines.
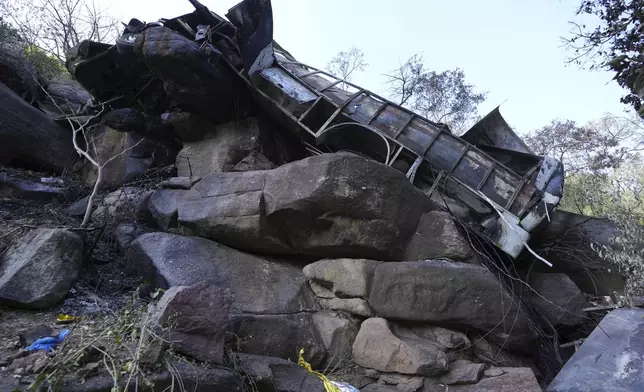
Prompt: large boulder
<box><xmin>134</xmin><ymin>27</ymin><xmax>250</xmax><ymax>124</ymax></box>
<box><xmin>547</xmin><ymin>308</ymin><xmax>644</xmax><ymax>392</ymax></box>
<box><xmin>528</xmin><ymin>273</ymin><xmax>588</xmax><ymax>327</ymax></box>
<box><xmin>368</xmin><ymin>261</ymin><xmax>536</xmax><ymax>350</ymax></box>
<box><xmin>127</xmin><ymin>232</ymin><xmax>327</xmax><ymax>366</ymax></box>
<box><xmin>303</xmin><ymin>259</ymin><xmax>382</xmax><ymax>298</ymax></box>
<box><xmin>82</xmin><ymin>124</ymin><xmax>176</xmax><ymax>190</ymax></box>
<box><xmin>312</xmin><ymin>311</ymin><xmax>360</xmax><ymax>366</ymax></box>
<box><xmin>175</xmin><ymin>118</ymin><xmax>264</xmax><ymax>177</ymax></box>
<box><xmin>0</xmin><ymin>82</ymin><xmax>74</xmax><ymax>172</ymax></box>
<box><xmin>148</xmin><ymin>153</ymin><xmax>436</xmax><ymax>260</ymax></box>
<box><xmin>0</xmin><ymin>47</ymin><xmax>39</xmax><ymax>101</ymax></box>
<box><xmin>0</xmin><ymin>229</ymin><xmax>83</xmax><ymax>309</ymax></box>
<box><xmin>352</xmin><ymin>318</ymin><xmax>449</xmax><ymax>376</ymax></box>
<box><xmin>424</xmin><ymin>367</ymin><xmax>541</xmax><ymax>392</ymax></box>
<box><xmin>39</xmin><ymin>79</ymin><xmax>92</xmax><ymax>118</ymax></box>
<box><xmin>404</xmin><ymin>211</ymin><xmax>474</xmax><ymax>262</ymax></box>
<box><xmin>127</xmin><ymin>232</ymin><xmax>318</xmax><ymax>315</ymax></box>
<box><xmin>228</xmin><ymin>313</ymin><xmax>327</xmax><ymax>368</ymax></box>
<box><xmin>529</xmin><ymin>210</ymin><xmax>623</xmax><ymax>295</ymax></box>
<box><xmin>0</xmin><ymin>168</ymin><xmax>67</xmax><ymax>202</ymax></box>
<box><xmin>149</xmin><ymin>283</ymin><xmax>231</xmax><ymax>364</ymax></box>
<box><xmin>233</xmin><ymin>354</ymin><xmax>326</xmax><ymax>392</ymax></box>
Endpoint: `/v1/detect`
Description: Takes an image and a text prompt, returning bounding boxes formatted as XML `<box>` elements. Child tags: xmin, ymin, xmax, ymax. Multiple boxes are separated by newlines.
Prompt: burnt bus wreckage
<box><xmin>67</xmin><ymin>0</ymin><xmax>564</xmax><ymax>260</ymax></box>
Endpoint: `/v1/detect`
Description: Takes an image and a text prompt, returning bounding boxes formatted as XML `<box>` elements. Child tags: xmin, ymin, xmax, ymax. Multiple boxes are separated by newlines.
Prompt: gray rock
<box><xmin>0</xmin><ymin>83</ymin><xmax>75</xmax><ymax>172</ymax></box>
<box><xmin>313</xmin><ymin>311</ymin><xmax>359</xmax><ymax>366</ymax></box>
<box><xmin>161</xmin><ymin>111</ymin><xmax>215</xmax><ymax>142</ymax></box>
<box><xmin>484</xmin><ymin>367</ymin><xmax>505</xmax><ymax>377</ymax></box>
<box><xmin>175</xmin><ymin>118</ymin><xmax>262</xmax><ymax>177</ymax></box>
<box><xmin>147</xmin><ymin>189</ymin><xmax>181</xmax><ymax>230</ymax></box>
<box><xmin>135</xmin><ymin>27</ymin><xmax>248</xmax><ymax>125</ymax></box>
<box><xmin>0</xmin><ymin>229</ymin><xmax>83</xmax><ymax>309</ymax></box>
<box><xmin>228</xmin><ymin>313</ymin><xmax>327</xmax><ymax>368</ymax></box>
<box><xmin>424</xmin><ymin>367</ymin><xmax>541</xmax><ymax>391</ymax></box>
<box><xmin>303</xmin><ymin>259</ymin><xmax>382</xmax><ymax>298</ymax></box>
<box><xmin>404</xmin><ymin>211</ymin><xmax>474</xmax><ymax>262</ymax></box>
<box><xmin>65</xmin><ymin>197</ymin><xmax>90</xmax><ymax>217</ymax></box>
<box><xmin>40</xmin><ymin>79</ymin><xmax>92</xmax><ymax>118</ymax></box>
<box><xmin>127</xmin><ymin>232</ymin><xmax>318</xmax><ymax>315</ymax></box>
<box><xmin>529</xmin><ymin>273</ymin><xmax>588</xmax><ymax>326</ymax></box>
<box><xmin>378</xmin><ymin>373</ymin><xmax>425</xmax><ymax>392</ymax></box>
<box><xmin>438</xmin><ymin>360</ymin><xmax>486</xmax><ymax>385</ymax></box>
<box><xmin>114</xmin><ymin>224</ymin><xmax>143</xmax><ymax>253</ymax></box>
<box><xmin>368</xmin><ymin>261</ymin><xmax>536</xmax><ymax>350</ymax></box>
<box><xmin>530</xmin><ymin>210</ymin><xmax>623</xmax><ymax>295</ymax></box>
<box><xmin>547</xmin><ymin>307</ymin><xmax>644</xmax><ymax>392</ymax></box>
<box><xmin>159</xmin><ymin>176</ymin><xmax>201</xmax><ymax>190</ymax></box>
<box><xmin>362</xmin><ymin>384</ymin><xmax>399</xmax><ymax>392</ymax></box>
<box><xmin>0</xmin><ymin>171</ymin><xmax>66</xmax><ymax>202</ymax></box>
<box><xmin>318</xmin><ymin>297</ymin><xmax>374</xmax><ymax>317</ymax></box>
<box><xmin>91</xmin><ymin>187</ymin><xmax>151</xmax><ymax>222</ymax></box>
<box><xmin>61</xmin><ymin>360</ymin><xmax>243</xmax><ymax>392</ymax></box>
<box><xmin>352</xmin><ymin>318</ymin><xmax>449</xmax><ymax>376</ymax></box>
<box><xmin>149</xmin><ymin>283</ymin><xmax>230</xmax><ymax>364</ymax></box>
<box><xmin>233</xmin><ymin>354</ymin><xmax>325</xmax><ymax>392</ymax></box>
<box><xmin>150</xmin><ymin>153</ymin><xmax>435</xmax><ymax>260</ymax></box>
<box><xmin>471</xmin><ymin>337</ymin><xmax>534</xmax><ymax>368</ymax></box>
<box><xmin>81</xmin><ymin>125</ymin><xmax>150</xmax><ymax>190</ymax></box>
<box><xmin>232</xmin><ymin>151</ymin><xmax>276</xmax><ymax>172</ymax></box>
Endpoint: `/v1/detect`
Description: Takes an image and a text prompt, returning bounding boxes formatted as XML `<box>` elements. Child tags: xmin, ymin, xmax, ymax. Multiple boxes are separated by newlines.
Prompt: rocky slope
<box><xmin>0</xmin><ymin>4</ymin><xmax>622</xmax><ymax>391</ymax></box>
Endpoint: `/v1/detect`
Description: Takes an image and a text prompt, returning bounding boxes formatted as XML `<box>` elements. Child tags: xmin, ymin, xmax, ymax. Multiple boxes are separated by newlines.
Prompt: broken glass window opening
<box><xmin>66</xmin><ymin>0</ymin><xmax>564</xmax><ymax>261</ymax></box>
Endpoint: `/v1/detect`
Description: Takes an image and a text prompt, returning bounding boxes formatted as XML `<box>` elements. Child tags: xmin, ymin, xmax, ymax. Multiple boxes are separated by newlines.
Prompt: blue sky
<box><xmin>104</xmin><ymin>0</ymin><xmax>630</xmax><ymax>133</ymax></box>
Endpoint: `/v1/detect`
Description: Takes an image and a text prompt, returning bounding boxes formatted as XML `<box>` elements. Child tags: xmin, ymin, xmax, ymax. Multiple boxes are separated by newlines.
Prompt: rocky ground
<box><xmin>0</xmin><ymin>1</ymin><xmax>628</xmax><ymax>390</ymax></box>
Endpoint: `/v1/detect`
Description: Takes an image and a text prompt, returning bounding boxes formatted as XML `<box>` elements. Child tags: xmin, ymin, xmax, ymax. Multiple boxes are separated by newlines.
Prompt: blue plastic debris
<box><xmin>26</xmin><ymin>329</ymin><xmax>70</xmax><ymax>352</ymax></box>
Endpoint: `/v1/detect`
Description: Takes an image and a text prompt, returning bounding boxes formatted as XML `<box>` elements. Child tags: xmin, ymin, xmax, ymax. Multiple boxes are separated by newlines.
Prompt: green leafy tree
<box><xmin>566</xmin><ymin>0</ymin><xmax>644</xmax><ymax>116</ymax></box>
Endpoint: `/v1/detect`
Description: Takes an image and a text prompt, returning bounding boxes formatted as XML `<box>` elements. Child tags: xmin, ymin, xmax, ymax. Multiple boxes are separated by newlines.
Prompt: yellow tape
<box><xmin>298</xmin><ymin>349</ymin><xmax>341</xmax><ymax>392</ymax></box>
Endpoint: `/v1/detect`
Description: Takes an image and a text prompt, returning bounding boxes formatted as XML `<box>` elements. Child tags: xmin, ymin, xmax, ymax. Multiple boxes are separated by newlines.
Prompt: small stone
<box><xmin>365</xmin><ymin>368</ymin><xmax>380</xmax><ymax>378</ymax></box>
<box><xmin>484</xmin><ymin>367</ymin><xmax>506</xmax><ymax>377</ymax></box>
<box><xmin>438</xmin><ymin>360</ymin><xmax>487</xmax><ymax>385</ymax></box>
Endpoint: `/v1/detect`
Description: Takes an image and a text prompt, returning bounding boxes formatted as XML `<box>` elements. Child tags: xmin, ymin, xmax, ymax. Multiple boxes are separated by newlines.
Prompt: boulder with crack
<box><xmin>304</xmin><ymin>258</ymin><xmax>381</xmax><ymax>317</ymax></box>
<box><xmin>145</xmin><ymin>152</ymin><xmax>436</xmax><ymax>260</ymax></box>
<box><xmin>352</xmin><ymin>318</ymin><xmax>449</xmax><ymax>376</ymax></box>
<box><xmin>0</xmin><ymin>83</ymin><xmax>75</xmax><ymax>172</ymax></box>
<box><xmin>528</xmin><ymin>272</ymin><xmax>588</xmax><ymax>327</ymax></box>
<box><xmin>127</xmin><ymin>232</ymin><xmax>327</xmax><ymax>366</ymax></box>
<box><xmin>149</xmin><ymin>282</ymin><xmax>231</xmax><ymax>363</ymax></box>
<box><xmin>0</xmin><ymin>229</ymin><xmax>83</xmax><ymax>309</ymax></box>
<box><xmin>368</xmin><ymin>260</ymin><xmax>537</xmax><ymax>351</ymax></box>
<box><xmin>175</xmin><ymin>117</ymin><xmax>271</xmax><ymax>177</ymax></box>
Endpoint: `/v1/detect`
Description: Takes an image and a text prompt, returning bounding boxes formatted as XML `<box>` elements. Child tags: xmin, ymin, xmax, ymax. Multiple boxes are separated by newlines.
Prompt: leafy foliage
<box><xmin>566</xmin><ymin>0</ymin><xmax>644</xmax><ymax>115</ymax></box>
<box><xmin>526</xmin><ymin>112</ymin><xmax>644</xmax><ymax>300</ymax></box>
<box><xmin>24</xmin><ymin>44</ymin><xmax>68</xmax><ymax>80</ymax></box>
<box><xmin>384</xmin><ymin>53</ymin><xmax>487</xmax><ymax>131</ymax></box>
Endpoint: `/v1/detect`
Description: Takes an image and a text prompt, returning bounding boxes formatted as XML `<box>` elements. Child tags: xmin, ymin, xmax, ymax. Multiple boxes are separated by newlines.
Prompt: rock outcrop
<box><xmin>352</xmin><ymin>318</ymin><xmax>449</xmax><ymax>376</ymax></box>
<box><xmin>368</xmin><ymin>260</ymin><xmax>537</xmax><ymax>350</ymax></box>
<box><xmin>175</xmin><ymin>117</ymin><xmax>265</xmax><ymax>177</ymax></box>
<box><xmin>146</xmin><ymin>153</ymin><xmax>436</xmax><ymax>260</ymax></box>
<box><xmin>149</xmin><ymin>282</ymin><xmax>231</xmax><ymax>364</ymax></box>
<box><xmin>0</xmin><ymin>229</ymin><xmax>83</xmax><ymax>309</ymax></box>
<box><xmin>0</xmin><ymin>83</ymin><xmax>75</xmax><ymax>172</ymax></box>
<box><xmin>529</xmin><ymin>272</ymin><xmax>588</xmax><ymax>327</ymax></box>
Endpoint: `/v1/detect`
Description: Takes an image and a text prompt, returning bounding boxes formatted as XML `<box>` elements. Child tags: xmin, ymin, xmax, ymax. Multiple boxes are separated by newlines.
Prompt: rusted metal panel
<box><xmin>462</xmin><ymin>106</ymin><xmax>533</xmax><ymax>154</ymax></box>
<box><xmin>371</xmin><ymin>105</ymin><xmax>414</xmax><ymax>139</ymax></box>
